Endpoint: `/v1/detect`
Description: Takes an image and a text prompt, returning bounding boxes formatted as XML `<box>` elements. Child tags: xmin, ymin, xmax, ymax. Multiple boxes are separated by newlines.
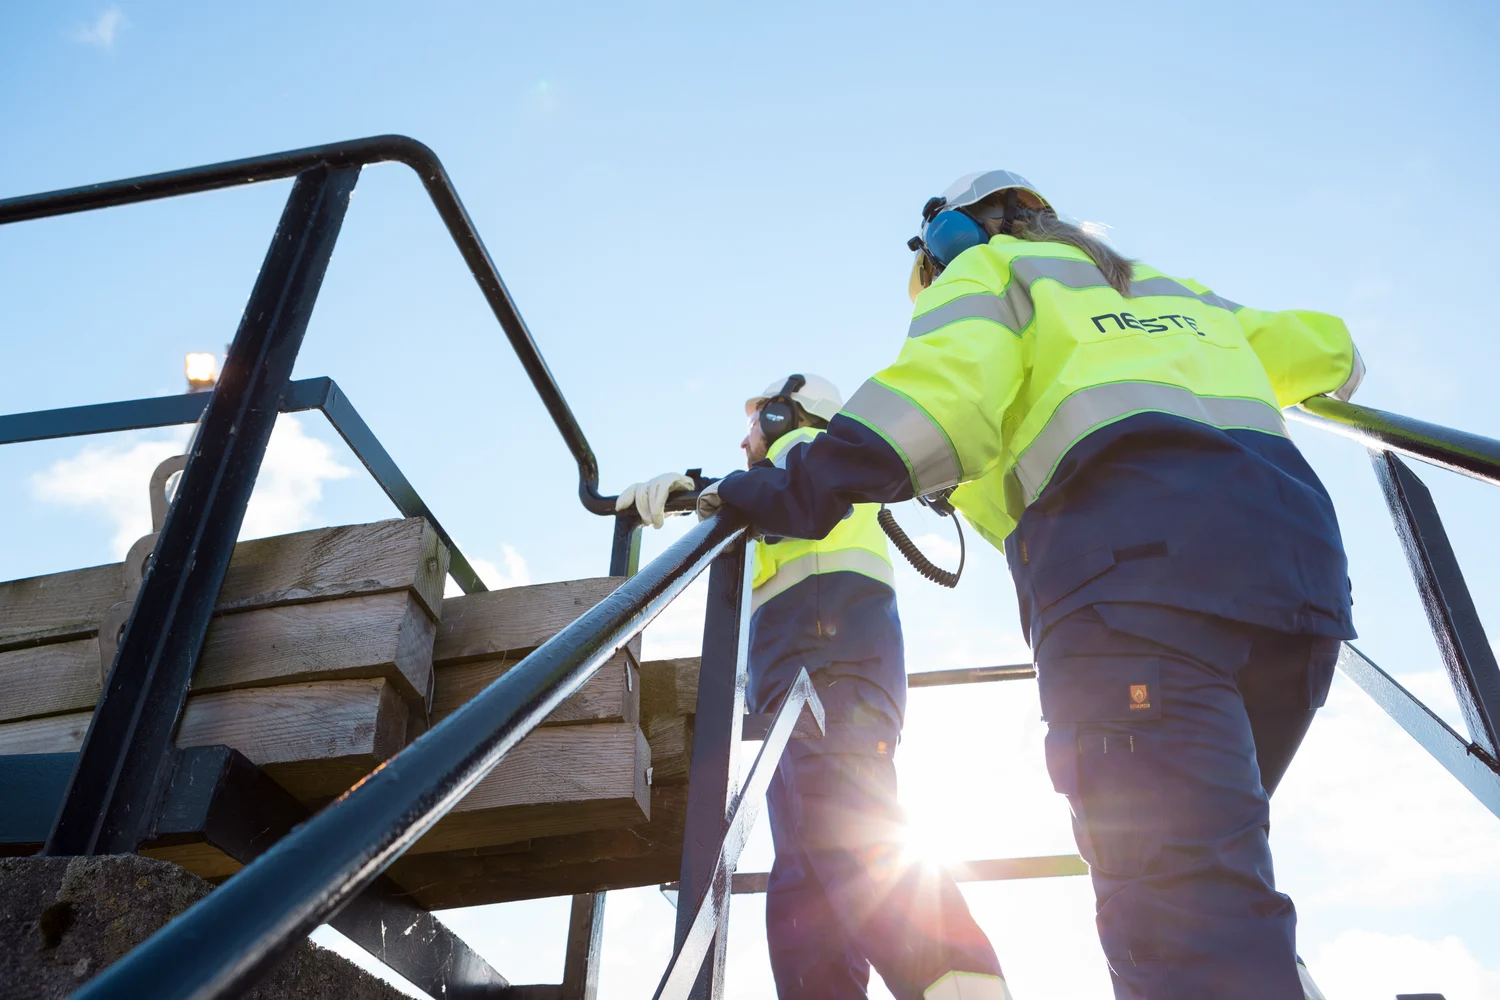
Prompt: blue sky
<box><xmin>3</xmin><ymin>1</ymin><xmax>1499</xmax><ymax>997</ymax></box>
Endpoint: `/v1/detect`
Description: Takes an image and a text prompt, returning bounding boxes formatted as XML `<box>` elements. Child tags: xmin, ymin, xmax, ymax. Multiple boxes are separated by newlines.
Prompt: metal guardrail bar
<box><xmin>70</xmin><ymin>510</ymin><xmax>748</xmax><ymax>1000</ymax></box>
<box><xmin>0</xmin><ymin>376</ymin><xmax>485</xmax><ymax>595</ymax></box>
<box><xmin>908</xmin><ymin>663</ymin><xmax>1035</xmax><ymax>687</ymax></box>
<box><xmin>0</xmin><ymin>134</ymin><xmax>618</xmax><ymax>514</ymax></box>
<box><xmin>664</xmin><ymin>854</ymin><xmax>1090</xmax><ymax>895</ymax></box>
<box><xmin>653</xmin><ymin>669</ymin><xmax>825</xmax><ymax>1000</ymax></box>
<box><xmin>1291</xmin><ymin>396</ymin><xmax>1500</xmax><ymax>487</ymax></box>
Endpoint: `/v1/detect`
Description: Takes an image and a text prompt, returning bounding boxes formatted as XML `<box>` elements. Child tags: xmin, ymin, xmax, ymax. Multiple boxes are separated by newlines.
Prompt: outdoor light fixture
<box><xmin>185</xmin><ymin>353</ymin><xmax>219</xmax><ymax>393</ymax></box>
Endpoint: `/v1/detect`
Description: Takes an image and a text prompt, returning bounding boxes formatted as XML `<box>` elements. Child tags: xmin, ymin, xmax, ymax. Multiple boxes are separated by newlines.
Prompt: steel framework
<box><xmin>0</xmin><ymin>138</ymin><xmax>1492</xmax><ymax>1000</ymax></box>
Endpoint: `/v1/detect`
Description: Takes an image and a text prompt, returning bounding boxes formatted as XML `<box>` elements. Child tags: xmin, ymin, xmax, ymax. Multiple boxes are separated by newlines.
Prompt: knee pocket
<box><xmin>1040</xmin><ymin>658</ymin><xmax>1164</xmax><ymax>877</ymax></box>
<box><xmin>789</xmin><ymin>753</ymin><xmax>901</xmax><ymax>855</ymax></box>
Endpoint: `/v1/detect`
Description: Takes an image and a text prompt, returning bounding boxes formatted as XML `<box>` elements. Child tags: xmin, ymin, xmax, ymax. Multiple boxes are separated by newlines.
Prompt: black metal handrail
<box><xmin>1293</xmin><ymin>394</ymin><xmax>1500</xmax><ymax>819</ymax></box>
<box><xmin>69</xmin><ymin>510</ymin><xmax>749</xmax><ymax>1000</ymax></box>
<box><xmin>1292</xmin><ymin>395</ymin><xmax>1500</xmax><ymax>487</ymax></box>
<box><xmin>0</xmin><ymin>135</ymin><xmax>620</xmax><ymax>514</ymax></box>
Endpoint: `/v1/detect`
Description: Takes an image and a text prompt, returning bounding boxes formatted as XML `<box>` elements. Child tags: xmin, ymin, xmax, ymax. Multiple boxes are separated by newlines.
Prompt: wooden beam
<box><xmin>642</xmin><ymin>714</ymin><xmax>692</xmax><ymax>786</ymax></box>
<box><xmin>193</xmin><ymin>590</ymin><xmax>436</xmax><ymax>708</ymax></box>
<box><xmin>0</xmin><ymin>563</ymin><xmax>121</xmax><ymax>652</ymax></box>
<box><xmin>0</xmin><ymin>637</ymin><xmax>101</xmax><ymax>724</ymax></box>
<box><xmin>215</xmin><ymin>516</ymin><xmax>448</xmax><ymax>620</ymax></box>
<box><xmin>432</xmin><ymin>649</ymin><xmax>638</xmax><ymax>728</ymax></box>
<box><xmin>0</xmin><ymin>517</ymin><xmax>448</xmax><ymax>653</ymax></box>
<box><xmin>387</xmin><ymin>785</ymin><xmax>689</xmax><ymax>908</ymax></box>
<box><xmin>410</xmin><ymin>723</ymin><xmax>651</xmax><ymax>855</ymax></box>
<box><xmin>434</xmin><ymin>577</ymin><xmax>626</xmax><ymax>664</ymax></box>
<box><xmin>0</xmin><ymin>590</ymin><xmax>437</xmax><ymax>724</ymax></box>
<box><xmin>0</xmin><ymin>678</ymin><xmax>408</xmax><ymax>802</ymax></box>
<box><xmin>640</xmin><ymin>656</ymin><xmax>700</xmax><ymax>721</ymax></box>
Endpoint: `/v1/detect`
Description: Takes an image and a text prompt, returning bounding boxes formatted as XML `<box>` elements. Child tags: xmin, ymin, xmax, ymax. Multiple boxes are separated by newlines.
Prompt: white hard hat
<box><xmin>744</xmin><ymin>373</ymin><xmax>843</xmax><ymax>424</ymax></box>
<box><xmin>908</xmin><ymin>170</ymin><xmax>1052</xmax><ymax>300</ymax></box>
<box><xmin>931</xmin><ymin>169</ymin><xmax>1049</xmax><ymax>216</ymax></box>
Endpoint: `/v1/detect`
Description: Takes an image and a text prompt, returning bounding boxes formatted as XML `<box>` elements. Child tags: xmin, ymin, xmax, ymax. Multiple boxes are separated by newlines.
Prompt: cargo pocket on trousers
<box><xmin>1040</xmin><ymin>657</ymin><xmax>1164</xmax><ymax>878</ymax></box>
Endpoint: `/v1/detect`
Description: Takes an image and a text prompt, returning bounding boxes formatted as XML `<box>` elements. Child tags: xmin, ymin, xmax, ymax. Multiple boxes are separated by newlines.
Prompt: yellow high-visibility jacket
<box><xmin>841</xmin><ymin>234</ymin><xmax>1363</xmax><ymax>550</ymax></box>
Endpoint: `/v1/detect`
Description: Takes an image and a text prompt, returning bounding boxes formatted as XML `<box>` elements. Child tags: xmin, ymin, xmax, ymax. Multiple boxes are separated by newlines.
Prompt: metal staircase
<box><xmin>0</xmin><ymin>137</ymin><xmax>1493</xmax><ymax>1000</ymax></box>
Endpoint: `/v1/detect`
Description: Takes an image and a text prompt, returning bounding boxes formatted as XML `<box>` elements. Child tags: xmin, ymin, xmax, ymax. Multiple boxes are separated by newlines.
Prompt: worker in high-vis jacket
<box><xmin>693</xmin><ymin>172</ymin><xmax>1362</xmax><ymax>1000</ymax></box>
<box><xmin>616</xmin><ymin>374</ymin><xmax>1010</xmax><ymax>1000</ymax></box>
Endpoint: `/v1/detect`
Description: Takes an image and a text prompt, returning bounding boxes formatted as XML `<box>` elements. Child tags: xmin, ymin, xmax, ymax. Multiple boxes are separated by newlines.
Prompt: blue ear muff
<box><xmin>922</xmin><ymin>209</ymin><xmax>990</xmax><ymax>268</ymax></box>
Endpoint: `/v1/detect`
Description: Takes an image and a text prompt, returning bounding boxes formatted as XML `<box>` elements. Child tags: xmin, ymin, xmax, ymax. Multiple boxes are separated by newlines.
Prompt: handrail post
<box><xmin>44</xmin><ymin>164</ymin><xmax>360</xmax><ymax>856</ymax></box>
<box><xmin>672</xmin><ymin>534</ymin><xmax>752</xmax><ymax>1000</ymax></box>
<box><xmin>1372</xmin><ymin>451</ymin><xmax>1500</xmax><ymax>757</ymax></box>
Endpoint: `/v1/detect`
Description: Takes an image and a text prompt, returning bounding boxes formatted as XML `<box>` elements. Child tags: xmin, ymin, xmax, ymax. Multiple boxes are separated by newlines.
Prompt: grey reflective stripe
<box><xmin>908</xmin><ymin>290</ymin><xmax>1031</xmax><ymax>338</ymax></box>
<box><xmin>1011</xmin><ymin>256</ymin><xmax>1242</xmax><ymax>311</ymax></box>
<box><xmin>843</xmin><ymin>380</ymin><xmax>962</xmax><ymax>493</ymax></box>
<box><xmin>751</xmin><ymin>547</ymin><xmax>896</xmax><ymax>612</ymax></box>
<box><xmin>1011</xmin><ymin>256</ymin><xmax>1108</xmax><ymax>291</ymax></box>
<box><xmin>1197</xmin><ymin>290</ymin><xmax>1243</xmax><ymax>312</ymax></box>
<box><xmin>1012</xmin><ymin>382</ymin><xmax>1288</xmax><ymax>501</ymax></box>
<box><xmin>1332</xmin><ymin>345</ymin><xmax>1365</xmax><ymax>401</ymax></box>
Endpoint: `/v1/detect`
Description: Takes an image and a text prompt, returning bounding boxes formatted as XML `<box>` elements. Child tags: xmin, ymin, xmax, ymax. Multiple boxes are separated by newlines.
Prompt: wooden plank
<box><xmin>387</xmin><ymin>785</ymin><xmax>689</xmax><ymax>908</ymax></box>
<box><xmin>640</xmin><ymin>657</ymin><xmax>700</xmax><ymax>721</ymax></box>
<box><xmin>434</xmin><ymin>577</ymin><xmax>627</xmax><ymax>664</ymax></box>
<box><xmin>139</xmin><ymin>841</ymin><xmax>242</xmax><ymax>880</ymax></box>
<box><xmin>0</xmin><ymin>517</ymin><xmax>448</xmax><ymax>653</ymax></box>
<box><xmin>215</xmin><ymin>517</ymin><xmax>448</xmax><ymax>620</ymax></box>
<box><xmin>0</xmin><ymin>563</ymin><xmax>121</xmax><ymax>651</ymax></box>
<box><xmin>0</xmin><ymin>637</ymin><xmax>101</xmax><ymax>724</ymax></box>
<box><xmin>0</xmin><ymin>591</ymin><xmax>438</xmax><ymax>724</ymax></box>
<box><xmin>642</xmin><ymin>714</ymin><xmax>693</xmax><ymax>786</ymax></box>
<box><xmin>193</xmin><ymin>590</ymin><xmax>437</xmax><ymax>708</ymax></box>
<box><xmin>0</xmin><ymin>678</ymin><xmax>408</xmax><ymax>802</ymax></box>
<box><xmin>432</xmin><ymin>649</ymin><xmax>638</xmax><ymax>728</ymax></box>
<box><xmin>409</xmin><ymin>723</ymin><xmax>650</xmax><ymax>855</ymax></box>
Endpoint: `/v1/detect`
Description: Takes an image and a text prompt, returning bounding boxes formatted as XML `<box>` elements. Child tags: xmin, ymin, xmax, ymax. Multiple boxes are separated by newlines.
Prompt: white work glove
<box><xmin>616</xmin><ymin>472</ymin><xmax>695</xmax><ymax>529</ymax></box>
<box><xmin>694</xmin><ymin>480</ymin><xmax>723</xmax><ymax>522</ymax></box>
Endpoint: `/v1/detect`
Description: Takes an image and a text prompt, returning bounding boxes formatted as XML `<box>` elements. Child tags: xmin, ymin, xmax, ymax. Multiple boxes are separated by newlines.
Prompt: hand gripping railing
<box><xmin>0</xmin><ymin>135</ymin><xmax>620</xmax><ymax>515</ymax></box>
<box><xmin>1290</xmin><ymin>396</ymin><xmax>1500</xmax><ymax>817</ymax></box>
<box><xmin>68</xmin><ymin>511</ymin><xmax>753</xmax><ymax>1000</ymax></box>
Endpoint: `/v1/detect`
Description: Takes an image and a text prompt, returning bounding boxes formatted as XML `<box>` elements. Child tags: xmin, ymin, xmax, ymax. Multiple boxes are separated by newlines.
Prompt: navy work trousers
<box><xmin>1035</xmin><ymin>603</ymin><xmax>1339</xmax><ymax>999</ymax></box>
<box><xmin>764</xmin><ymin>673</ymin><xmax>1003</xmax><ymax>1000</ymax></box>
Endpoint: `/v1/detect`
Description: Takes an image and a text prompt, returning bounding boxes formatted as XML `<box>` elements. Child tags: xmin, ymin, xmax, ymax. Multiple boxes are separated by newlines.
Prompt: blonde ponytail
<box><xmin>970</xmin><ymin>195</ymin><xmax>1135</xmax><ymax>296</ymax></box>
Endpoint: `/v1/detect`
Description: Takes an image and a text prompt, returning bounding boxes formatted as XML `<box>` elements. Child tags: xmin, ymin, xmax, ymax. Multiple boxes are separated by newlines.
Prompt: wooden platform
<box><xmin>2</xmin><ymin>521</ymin><xmax>680</xmax><ymax>903</ymax></box>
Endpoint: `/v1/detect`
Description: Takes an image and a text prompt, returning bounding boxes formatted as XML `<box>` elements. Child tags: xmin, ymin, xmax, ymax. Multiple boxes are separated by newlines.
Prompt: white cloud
<box><xmin>31</xmin><ymin>415</ymin><xmax>352</xmax><ymax>559</ymax></box>
<box><xmin>446</xmin><ymin>546</ymin><xmax>534</xmax><ymax>597</ymax></box>
<box><xmin>237</xmin><ymin>416</ymin><xmax>353</xmax><ymax>541</ymax></box>
<box><xmin>640</xmin><ymin>574</ymin><xmax>709</xmax><ymax>660</ymax></box>
<box><xmin>73</xmin><ymin>6</ymin><xmax>127</xmax><ymax>49</ymax></box>
<box><xmin>1309</xmin><ymin>929</ymin><xmax>1500</xmax><ymax>1000</ymax></box>
<box><xmin>32</xmin><ymin>428</ymin><xmax>190</xmax><ymax>557</ymax></box>
<box><xmin>1272</xmin><ymin>670</ymin><xmax>1500</xmax><ymax>908</ymax></box>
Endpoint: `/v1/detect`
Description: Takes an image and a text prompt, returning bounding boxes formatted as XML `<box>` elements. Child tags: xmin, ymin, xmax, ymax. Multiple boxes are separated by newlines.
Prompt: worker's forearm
<box><xmin>716</xmin><ymin>415</ymin><xmax>913</xmax><ymax>539</ymax></box>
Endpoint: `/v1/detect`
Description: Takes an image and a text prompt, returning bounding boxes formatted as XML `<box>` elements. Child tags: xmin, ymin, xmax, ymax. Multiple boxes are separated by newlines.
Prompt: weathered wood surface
<box><xmin>642</xmin><ymin>714</ymin><xmax>693</xmax><ymax>786</ymax></box>
<box><xmin>409</xmin><ymin>723</ymin><xmax>650</xmax><ymax>855</ymax></box>
<box><xmin>640</xmin><ymin>656</ymin><xmax>700</xmax><ymax>720</ymax></box>
<box><xmin>0</xmin><ymin>591</ymin><xmax>437</xmax><ymax>724</ymax></box>
<box><xmin>139</xmin><ymin>841</ymin><xmax>242</xmax><ymax>881</ymax></box>
<box><xmin>434</xmin><ymin>577</ymin><xmax>626</xmax><ymax>664</ymax></box>
<box><xmin>0</xmin><ymin>637</ymin><xmax>101</xmax><ymax>724</ymax></box>
<box><xmin>0</xmin><ymin>678</ymin><xmax>407</xmax><ymax>801</ymax></box>
<box><xmin>193</xmin><ymin>590</ymin><xmax>437</xmax><ymax>707</ymax></box>
<box><xmin>0</xmin><ymin>517</ymin><xmax>447</xmax><ymax>653</ymax></box>
<box><xmin>0</xmin><ymin>563</ymin><xmax>122</xmax><ymax>652</ymax></box>
<box><xmin>431</xmin><ymin>649</ymin><xmax>639</xmax><ymax>728</ymax></box>
<box><xmin>388</xmin><ymin>784</ymin><xmax>689</xmax><ymax>908</ymax></box>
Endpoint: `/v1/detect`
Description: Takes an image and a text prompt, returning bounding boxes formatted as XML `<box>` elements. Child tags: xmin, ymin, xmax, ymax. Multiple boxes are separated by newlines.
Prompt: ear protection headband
<box><xmin>758</xmin><ymin>374</ymin><xmax>806</xmax><ymax>445</ymax></box>
<box><xmin>907</xmin><ymin>189</ymin><xmax>1021</xmax><ymax>273</ymax></box>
